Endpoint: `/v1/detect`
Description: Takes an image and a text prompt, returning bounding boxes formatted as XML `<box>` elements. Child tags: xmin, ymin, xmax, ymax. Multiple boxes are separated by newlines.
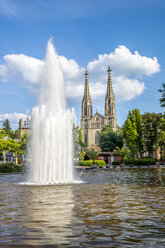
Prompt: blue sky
<box><xmin>0</xmin><ymin>0</ymin><xmax>164</xmax><ymax>128</ymax></box>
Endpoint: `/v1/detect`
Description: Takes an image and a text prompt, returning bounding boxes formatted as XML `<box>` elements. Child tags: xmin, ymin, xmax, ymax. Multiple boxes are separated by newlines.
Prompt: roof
<box><xmin>91</xmin><ymin>112</ymin><xmax>104</xmax><ymax>119</ymax></box>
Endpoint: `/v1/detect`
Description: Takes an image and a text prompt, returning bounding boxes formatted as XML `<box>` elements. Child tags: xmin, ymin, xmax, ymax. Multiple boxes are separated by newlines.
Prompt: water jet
<box><xmin>27</xmin><ymin>39</ymin><xmax>74</xmax><ymax>184</ymax></box>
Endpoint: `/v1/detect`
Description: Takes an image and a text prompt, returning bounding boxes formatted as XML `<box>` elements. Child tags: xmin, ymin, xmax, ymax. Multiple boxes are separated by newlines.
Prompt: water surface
<box><xmin>0</xmin><ymin>168</ymin><xmax>165</xmax><ymax>247</ymax></box>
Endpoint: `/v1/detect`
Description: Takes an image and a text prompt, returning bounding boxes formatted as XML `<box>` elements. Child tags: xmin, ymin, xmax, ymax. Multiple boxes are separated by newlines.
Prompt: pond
<box><xmin>0</xmin><ymin>168</ymin><xmax>165</xmax><ymax>247</ymax></box>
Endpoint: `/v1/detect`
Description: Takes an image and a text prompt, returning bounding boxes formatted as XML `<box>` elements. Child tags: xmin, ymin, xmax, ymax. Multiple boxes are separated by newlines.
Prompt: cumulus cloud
<box><xmin>88</xmin><ymin>45</ymin><xmax>160</xmax><ymax>77</ymax></box>
<box><xmin>0</xmin><ymin>45</ymin><xmax>160</xmax><ymax>103</ymax></box>
<box><xmin>0</xmin><ymin>112</ymin><xmax>29</xmax><ymax>129</ymax></box>
<box><xmin>113</xmin><ymin>76</ymin><xmax>146</xmax><ymax>101</ymax></box>
<box><xmin>0</xmin><ymin>65</ymin><xmax>7</xmax><ymax>82</ymax></box>
<box><xmin>4</xmin><ymin>54</ymin><xmax>44</xmax><ymax>85</ymax></box>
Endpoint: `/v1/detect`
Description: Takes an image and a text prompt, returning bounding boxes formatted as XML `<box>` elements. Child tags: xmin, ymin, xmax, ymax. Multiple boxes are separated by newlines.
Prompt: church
<box><xmin>81</xmin><ymin>66</ymin><xmax>118</xmax><ymax>147</ymax></box>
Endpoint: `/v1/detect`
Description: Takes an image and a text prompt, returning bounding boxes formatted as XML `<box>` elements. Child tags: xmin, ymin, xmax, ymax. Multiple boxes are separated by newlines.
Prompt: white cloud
<box><xmin>113</xmin><ymin>76</ymin><xmax>146</xmax><ymax>101</ymax></box>
<box><xmin>88</xmin><ymin>45</ymin><xmax>160</xmax><ymax>77</ymax></box>
<box><xmin>4</xmin><ymin>54</ymin><xmax>44</xmax><ymax>85</ymax></box>
<box><xmin>0</xmin><ymin>65</ymin><xmax>7</xmax><ymax>82</ymax></box>
<box><xmin>0</xmin><ymin>45</ymin><xmax>160</xmax><ymax>104</ymax></box>
<box><xmin>0</xmin><ymin>112</ymin><xmax>29</xmax><ymax>129</ymax></box>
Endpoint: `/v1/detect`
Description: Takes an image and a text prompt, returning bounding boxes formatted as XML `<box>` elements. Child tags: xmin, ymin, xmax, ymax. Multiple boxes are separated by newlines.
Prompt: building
<box><xmin>81</xmin><ymin>66</ymin><xmax>118</xmax><ymax>147</ymax></box>
<box><xmin>19</xmin><ymin>117</ymin><xmax>31</xmax><ymax>137</ymax></box>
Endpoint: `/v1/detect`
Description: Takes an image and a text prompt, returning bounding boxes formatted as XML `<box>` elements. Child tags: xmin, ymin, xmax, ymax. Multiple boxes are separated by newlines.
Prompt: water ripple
<box><xmin>0</xmin><ymin>169</ymin><xmax>165</xmax><ymax>247</ymax></box>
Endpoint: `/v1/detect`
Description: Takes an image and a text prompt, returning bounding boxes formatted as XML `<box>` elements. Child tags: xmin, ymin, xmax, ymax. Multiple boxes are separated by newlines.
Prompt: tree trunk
<box><xmin>120</xmin><ymin>158</ymin><xmax>125</xmax><ymax>168</ymax></box>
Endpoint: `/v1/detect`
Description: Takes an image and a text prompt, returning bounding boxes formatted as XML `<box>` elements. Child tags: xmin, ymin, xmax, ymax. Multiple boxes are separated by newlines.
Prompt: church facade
<box><xmin>81</xmin><ymin>66</ymin><xmax>118</xmax><ymax>147</ymax></box>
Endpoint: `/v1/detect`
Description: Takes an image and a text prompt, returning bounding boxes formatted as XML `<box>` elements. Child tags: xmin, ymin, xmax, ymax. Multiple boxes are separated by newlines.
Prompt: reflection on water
<box><xmin>0</xmin><ymin>169</ymin><xmax>165</xmax><ymax>247</ymax></box>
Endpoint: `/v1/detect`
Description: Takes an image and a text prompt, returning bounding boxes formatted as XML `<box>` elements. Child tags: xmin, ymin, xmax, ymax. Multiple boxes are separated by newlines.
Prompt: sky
<box><xmin>0</xmin><ymin>0</ymin><xmax>165</xmax><ymax>129</ymax></box>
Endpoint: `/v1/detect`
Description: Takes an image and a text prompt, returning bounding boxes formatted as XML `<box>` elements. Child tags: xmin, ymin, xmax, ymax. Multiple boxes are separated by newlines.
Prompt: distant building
<box><xmin>19</xmin><ymin>117</ymin><xmax>31</xmax><ymax>137</ymax></box>
<box><xmin>81</xmin><ymin>66</ymin><xmax>118</xmax><ymax>147</ymax></box>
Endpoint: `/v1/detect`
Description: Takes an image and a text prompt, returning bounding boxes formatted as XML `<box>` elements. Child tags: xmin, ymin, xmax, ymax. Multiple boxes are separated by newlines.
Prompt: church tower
<box><xmin>81</xmin><ymin>69</ymin><xmax>92</xmax><ymax>146</ymax></box>
<box><xmin>104</xmin><ymin>66</ymin><xmax>118</xmax><ymax>130</ymax></box>
<box><xmin>81</xmin><ymin>69</ymin><xmax>92</xmax><ymax>118</ymax></box>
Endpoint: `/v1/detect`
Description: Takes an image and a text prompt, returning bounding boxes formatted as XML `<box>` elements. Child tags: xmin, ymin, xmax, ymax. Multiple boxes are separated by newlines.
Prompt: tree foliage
<box><xmin>87</xmin><ymin>148</ymin><xmax>99</xmax><ymax>164</ymax></box>
<box><xmin>99</xmin><ymin>125</ymin><xmax>123</xmax><ymax>151</ymax></box>
<box><xmin>0</xmin><ymin>130</ymin><xmax>29</xmax><ymax>163</ymax></box>
<box><xmin>2</xmin><ymin>119</ymin><xmax>20</xmax><ymax>139</ymax></box>
<box><xmin>158</xmin><ymin>83</ymin><xmax>165</xmax><ymax>108</ymax></box>
<box><xmin>122</xmin><ymin>109</ymin><xmax>143</xmax><ymax>158</ymax></box>
<box><xmin>159</xmin><ymin>116</ymin><xmax>165</xmax><ymax>159</ymax></box>
<box><xmin>3</xmin><ymin>119</ymin><xmax>11</xmax><ymax>133</ymax></box>
<box><xmin>142</xmin><ymin>112</ymin><xmax>162</xmax><ymax>156</ymax></box>
<box><xmin>114</xmin><ymin>146</ymin><xmax>130</xmax><ymax>164</ymax></box>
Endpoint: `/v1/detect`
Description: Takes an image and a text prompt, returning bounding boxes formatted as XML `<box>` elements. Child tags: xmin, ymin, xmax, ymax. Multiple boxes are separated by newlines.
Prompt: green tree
<box><xmin>158</xmin><ymin>83</ymin><xmax>165</xmax><ymax>108</ymax></box>
<box><xmin>99</xmin><ymin>125</ymin><xmax>123</xmax><ymax>151</ymax></box>
<box><xmin>79</xmin><ymin>149</ymin><xmax>85</xmax><ymax>161</ymax></box>
<box><xmin>2</xmin><ymin>119</ymin><xmax>11</xmax><ymax>134</ymax></box>
<box><xmin>158</xmin><ymin>115</ymin><xmax>165</xmax><ymax>159</ymax></box>
<box><xmin>122</xmin><ymin>109</ymin><xmax>143</xmax><ymax>158</ymax></box>
<box><xmin>114</xmin><ymin>146</ymin><xmax>130</xmax><ymax>167</ymax></box>
<box><xmin>19</xmin><ymin>133</ymin><xmax>29</xmax><ymax>154</ymax></box>
<box><xmin>0</xmin><ymin>130</ymin><xmax>11</xmax><ymax>164</ymax></box>
<box><xmin>2</xmin><ymin>119</ymin><xmax>20</xmax><ymax>139</ymax></box>
<box><xmin>142</xmin><ymin>112</ymin><xmax>162</xmax><ymax>156</ymax></box>
<box><xmin>14</xmin><ymin>130</ymin><xmax>20</xmax><ymax>139</ymax></box>
<box><xmin>87</xmin><ymin>148</ymin><xmax>99</xmax><ymax>165</ymax></box>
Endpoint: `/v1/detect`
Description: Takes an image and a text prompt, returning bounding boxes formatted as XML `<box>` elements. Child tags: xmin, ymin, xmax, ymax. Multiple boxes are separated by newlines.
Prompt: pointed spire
<box><xmin>106</xmin><ymin>65</ymin><xmax>113</xmax><ymax>98</ymax></box>
<box><xmin>83</xmin><ymin>69</ymin><xmax>91</xmax><ymax>99</ymax></box>
<box><xmin>82</xmin><ymin>69</ymin><xmax>92</xmax><ymax>118</ymax></box>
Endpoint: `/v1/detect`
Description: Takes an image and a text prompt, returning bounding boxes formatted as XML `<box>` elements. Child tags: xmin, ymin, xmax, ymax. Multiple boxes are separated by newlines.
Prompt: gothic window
<box><xmin>95</xmin><ymin>131</ymin><xmax>100</xmax><ymax>145</ymax></box>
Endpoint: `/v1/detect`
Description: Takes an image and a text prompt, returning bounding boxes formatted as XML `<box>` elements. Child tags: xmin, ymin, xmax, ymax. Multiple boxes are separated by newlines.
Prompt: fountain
<box><xmin>28</xmin><ymin>39</ymin><xmax>74</xmax><ymax>184</ymax></box>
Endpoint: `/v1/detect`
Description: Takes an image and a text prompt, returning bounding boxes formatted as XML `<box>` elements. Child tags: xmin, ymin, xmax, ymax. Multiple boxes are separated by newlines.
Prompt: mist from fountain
<box><xmin>27</xmin><ymin>39</ymin><xmax>74</xmax><ymax>184</ymax></box>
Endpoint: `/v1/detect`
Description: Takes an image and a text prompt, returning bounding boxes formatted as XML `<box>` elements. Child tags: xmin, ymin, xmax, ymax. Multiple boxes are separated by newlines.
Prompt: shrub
<box><xmin>124</xmin><ymin>158</ymin><xmax>156</xmax><ymax>166</ymax></box>
<box><xmin>79</xmin><ymin>160</ymin><xmax>106</xmax><ymax>166</ymax></box>
<box><xmin>95</xmin><ymin>160</ymin><xmax>106</xmax><ymax>167</ymax></box>
<box><xmin>79</xmin><ymin>160</ymin><xmax>93</xmax><ymax>166</ymax></box>
<box><xmin>0</xmin><ymin>163</ymin><xmax>23</xmax><ymax>173</ymax></box>
<box><xmin>112</xmin><ymin>160</ymin><xmax>121</xmax><ymax>165</ymax></box>
<box><xmin>124</xmin><ymin>159</ymin><xmax>135</xmax><ymax>165</ymax></box>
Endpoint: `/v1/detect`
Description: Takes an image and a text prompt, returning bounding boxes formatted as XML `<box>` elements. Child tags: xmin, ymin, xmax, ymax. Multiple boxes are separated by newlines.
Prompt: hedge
<box><xmin>79</xmin><ymin>160</ymin><xmax>106</xmax><ymax>167</ymax></box>
<box><xmin>112</xmin><ymin>160</ymin><xmax>121</xmax><ymax>165</ymax></box>
<box><xmin>95</xmin><ymin>160</ymin><xmax>106</xmax><ymax>166</ymax></box>
<box><xmin>112</xmin><ymin>158</ymin><xmax>156</xmax><ymax>166</ymax></box>
<box><xmin>0</xmin><ymin>163</ymin><xmax>23</xmax><ymax>173</ymax></box>
<box><xmin>125</xmin><ymin>158</ymin><xmax>156</xmax><ymax>166</ymax></box>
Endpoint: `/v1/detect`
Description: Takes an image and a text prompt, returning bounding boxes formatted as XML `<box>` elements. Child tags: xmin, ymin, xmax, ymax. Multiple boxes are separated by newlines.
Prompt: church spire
<box><xmin>106</xmin><ymin>66</ymin><xmax>113</xmax><ymax>98</ymax></box>
<box><xmin>81</xmin><ymin>69</ymin><xmax>92</xmax><ymax>118</ymax></box>
<box><xmin>104</xmin><ymin>66</ymin><xmax>118</xmax><ymax>130</ymax></box>
<box><xmin>83</xmin><ymin>69</ymin><xmax>90</xmax><ymax>99</ymax></box>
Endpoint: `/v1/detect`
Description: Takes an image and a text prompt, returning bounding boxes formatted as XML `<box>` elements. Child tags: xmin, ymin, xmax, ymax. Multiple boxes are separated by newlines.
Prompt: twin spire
<box><xmin>82</xmin><ymin>65</ymin><xmax>115</xmax><ymax>119</ymax></box>
<box><xmin>83</xmin><ymin>66</ymin><xmax>114</xmax><ymax>101</ymax></box>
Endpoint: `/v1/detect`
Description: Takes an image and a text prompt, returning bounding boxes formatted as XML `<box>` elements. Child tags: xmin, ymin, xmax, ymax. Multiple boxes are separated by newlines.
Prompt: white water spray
<box><xmin>28</xmin><ymin>39</ymin><xmax>74</xmax><ymax>184</ymax></box>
